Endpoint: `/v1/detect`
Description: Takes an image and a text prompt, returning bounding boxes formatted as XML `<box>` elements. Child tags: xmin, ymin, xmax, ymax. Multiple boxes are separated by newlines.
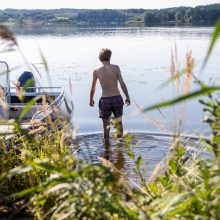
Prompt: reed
<box><xmin>169</xmin><ymin>46</ymin><xmax>194</xmax><ymax>135</ymax></box>
<box><xmin>135</xmin><ymin>45</ymin><xmax>194</xmax><ymax>135</ymax></box>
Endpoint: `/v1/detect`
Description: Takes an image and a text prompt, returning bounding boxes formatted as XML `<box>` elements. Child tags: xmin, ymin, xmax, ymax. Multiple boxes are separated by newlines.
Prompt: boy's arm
<box><xmin>117</xmin><ymin>66</ymin><xmax>131</xmax><ymax>105</ymax></box>
<box><xmin>90</xmin><ymin>70</ymin><xmax>97</xmax><ymax>107</ymax></box>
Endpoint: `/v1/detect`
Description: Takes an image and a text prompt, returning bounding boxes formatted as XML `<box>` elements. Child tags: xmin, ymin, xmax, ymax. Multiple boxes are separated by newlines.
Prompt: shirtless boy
<box><xmin>89</xmin><ymin>48</ymin><xmax>130</xmax><ymax>142</ymax></box>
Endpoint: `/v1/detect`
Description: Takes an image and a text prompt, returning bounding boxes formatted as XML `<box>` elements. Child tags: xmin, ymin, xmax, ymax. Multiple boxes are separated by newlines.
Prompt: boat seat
<box><xmin>18</xmin><ymin>71</ymin><xmax>36</xmax><ymax>92</ymax></box>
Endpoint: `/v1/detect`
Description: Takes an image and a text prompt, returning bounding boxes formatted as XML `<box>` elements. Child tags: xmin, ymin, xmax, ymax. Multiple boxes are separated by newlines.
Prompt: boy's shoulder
<box><xmin>93</xmin><ymin>64</ymin><xmax>120</xmax><ymax>73</ymax></box>
<box><xmin>111</xmin><ymin>64</ymin><xmax>120</xmax><ymax>69</ymax></box>
<box><xmin>93</xmin><ymin>66</ymin><xmax>101</xmax><ymax>74</ymax></box>
<box><xmin>107</xmin><ymin>64</ymin><xmax>120</xmax><ymax>72</ymax></box>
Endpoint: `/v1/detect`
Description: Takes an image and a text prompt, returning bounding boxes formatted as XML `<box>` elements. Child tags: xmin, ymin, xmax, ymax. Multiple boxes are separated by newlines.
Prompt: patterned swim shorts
<box><xmin>99</xmin><ymin>95</ymin><xmax>124</xmax><ymax>119</ymax></box>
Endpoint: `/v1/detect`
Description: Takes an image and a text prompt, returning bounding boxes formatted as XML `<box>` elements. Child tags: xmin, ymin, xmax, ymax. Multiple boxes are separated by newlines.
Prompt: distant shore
<box><xmin>0</xmin><ymin>4</ymin><xmax>220</xmax><ymax>27</ymax></box>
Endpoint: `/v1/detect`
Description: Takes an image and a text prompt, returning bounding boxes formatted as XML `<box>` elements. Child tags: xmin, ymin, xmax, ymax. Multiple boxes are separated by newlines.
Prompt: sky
<box><xmin>0</xmin><ymin>0</ymin><xmax>220</xmax><ymax>10</ymax></box>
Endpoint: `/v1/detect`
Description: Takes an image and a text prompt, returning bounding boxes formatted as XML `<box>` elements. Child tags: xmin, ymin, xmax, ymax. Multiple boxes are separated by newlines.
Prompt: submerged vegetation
<box><xmin>0</xmin><ymin>21</ymin><xmax>220</xmax><ymax>219</ymax></box>
<box><xmin>0</xmin><ymin>4</ymin><xmax>220</xmax><ymax>26</ymax></box>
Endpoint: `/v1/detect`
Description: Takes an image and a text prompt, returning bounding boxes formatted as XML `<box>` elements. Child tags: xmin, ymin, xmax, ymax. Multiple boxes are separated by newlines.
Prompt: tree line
<box><xmin>144</xmin><ymin>5</ymin><xmax>220</xmax><ymax>25</ymax></box>
<box><xmin>0</xmin><ymin>4</ymin><xmax>219</xmax><ymax>26</ymax></box>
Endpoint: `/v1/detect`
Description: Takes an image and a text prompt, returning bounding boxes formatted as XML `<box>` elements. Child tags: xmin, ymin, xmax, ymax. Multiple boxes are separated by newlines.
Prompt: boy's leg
<box><xmin>102</xmin><ymin>119</ymin><xmax>110</xmax><ymax>142</ymax></box>
<box><xmin>114</xmin><ymin>116</ymin><xmax>123</xmax><ymax>138</ymax></box>
<box><xmin>99</xmin><ymin>97</ymin><xmax>111</xmax><ymax>142</ymax></box>
<box><xmin>117</xmin><ymin>121</ymin><xmax>123</xmax><ymax>138</ymax></box>
<box><xmin>112</xmin><ymin>96</ymin><xmax>124</xmax><ymax>138</ymax></box>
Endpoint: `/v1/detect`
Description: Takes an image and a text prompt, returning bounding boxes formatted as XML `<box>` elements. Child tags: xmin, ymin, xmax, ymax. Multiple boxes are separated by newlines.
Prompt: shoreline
<box><xmin>75</xmin><ymin>130</ymin><xmax>210</xmax><ymax>141</ymax></box>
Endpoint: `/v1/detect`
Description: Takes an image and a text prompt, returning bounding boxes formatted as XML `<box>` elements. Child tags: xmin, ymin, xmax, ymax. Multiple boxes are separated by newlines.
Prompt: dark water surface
<box><xmin>74</xmin><ymin>132</ymin><xmax>204</xmax><ymax>182</ymax></box>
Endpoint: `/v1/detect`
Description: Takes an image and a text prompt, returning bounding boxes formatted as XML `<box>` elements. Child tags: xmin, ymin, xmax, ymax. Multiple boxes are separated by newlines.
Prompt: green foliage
<box><xmin>144</xmin><ymin>4</ymin><xmax>220</xmax><ymax>26</ymax></box>
<box><xmin>202</xmin><ymin>19</ymin><xmax>220</xmax><ymax>70</ymax></box>
<box><xmin>0</xmin><ymin>122</ymin><xmax>141</xmax><ymax>219</ymax></box>
<box><xmin>201</xmin><ymin>94</ymin><xmax>220</xmax><ymax>157</ymax></box>
<box><xmin>76</xmin><ymin>9</ymin><xmax>129</xmax><ymax>26</ymax></box>
<box><xmin>0</xmin><ymin>4</ymin><xmax>220</xmax><ymax>26</ymax></box>
<box><xmin>143</xmin><ymin>86</ymin><xmax>220</xmax><ymax>112</ymax></box>
<box><xmin>4</xmin><ymin>116</ymin><xmax>220</xmax><ymax>219</ymax></box>
<box><xmin>18</xmin><ymin>162</ymin><xmax>139</xmax><ymax>219</ymax></box>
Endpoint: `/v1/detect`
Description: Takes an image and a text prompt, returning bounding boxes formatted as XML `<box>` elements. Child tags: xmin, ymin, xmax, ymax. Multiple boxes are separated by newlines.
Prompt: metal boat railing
<box><xmin>30</xmin><ymin>87</ymin><xmax>65</xmax><ymax>121</ymax></box>
<box><xmin>9</xmin><ymin>86</ymin><xmax>64</xmax><ymax>94</ymax></box>
<box><xmin>8</xmin><ymin>86</ymin><xmax>70</xmax><ymax>121</ymax></box>
<box><xmin>0</xmin><ymin>61</ymin><xmax>10</xmax><ymax>95</ymax></box>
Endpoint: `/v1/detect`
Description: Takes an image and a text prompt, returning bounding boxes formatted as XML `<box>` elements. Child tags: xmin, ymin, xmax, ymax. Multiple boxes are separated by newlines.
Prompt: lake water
<box><xmin>1</xmin><ymin>25</ymin><xmax>219</xmax><ymax>180</ymax></box>
<box><xmin>2</xmin><ymin>25</ymin><xmax>219</xmax><ymax>134</ymax></box>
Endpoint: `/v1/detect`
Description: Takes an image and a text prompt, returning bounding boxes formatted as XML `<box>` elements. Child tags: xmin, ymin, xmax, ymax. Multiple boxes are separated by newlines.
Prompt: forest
<box><xmin>0</xmin><ymin>4</ymin><xmax>220</xmax><ymax>26</ymax></box>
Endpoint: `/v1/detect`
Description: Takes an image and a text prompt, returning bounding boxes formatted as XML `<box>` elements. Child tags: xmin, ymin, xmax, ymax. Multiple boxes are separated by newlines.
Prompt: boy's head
<box><xmin>99</xmin><ymin>48</ymin><xmax>112</xmax><ymax>62</ymax></box>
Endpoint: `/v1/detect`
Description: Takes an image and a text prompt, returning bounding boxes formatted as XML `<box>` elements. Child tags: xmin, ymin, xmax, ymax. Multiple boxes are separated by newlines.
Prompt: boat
<box><xmin>0</xmin><ymin>61</ymin><xmax>74</xmax><ymax>136</ymax></box>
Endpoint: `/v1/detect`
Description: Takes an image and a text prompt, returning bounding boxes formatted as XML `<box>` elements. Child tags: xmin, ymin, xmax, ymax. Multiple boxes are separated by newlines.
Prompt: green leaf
<box><xmin>143</xmin><ymin>86</ymin><xmax>220</xmax><ymax>112</ymax></box>
<box><xmin>199</xmin><ymin>99</ymin><xmax>214</xmax><ymax>107</ymax></box>
<box><xmin>160</xmin><ymin>192</ymin><xmax>191</xmax><ymax>216</ymax></box>
<box><xmin>23</xmin><ymin>79</ymin><xmax>35</xmax><ymax>90</ymax></box>
<box><xmin>38</xmin><ymin>47</ymin><xmax>52</xmax><ymax>86</ymax></box>
<box><xmin>202</xmin><ymin>20</ymin><xmax>220</xmax><ymax>71</ymax></box>
<box><xmin>39</xmin><ymin>47</ymin><xmax>49</xmax><ymax>72</ymax></box>
<box><xmin>133</xmin><ymin>168</ymin><xmax>139</xmax><ymax>175</ymax></box>
<box><xmin>177</xmin><ymin>146</ymin><xmax>185</xmax><ymax>157</ymax></box>
<box><xmin>159</xmin><ymin>69</ymin><xmax>186</xmax><ymax>89</ymax></box>
<box><xmin>11</xmin><ymin>185</ymin><xmax>41</xmax><ymax>198</ymax></box>
<box><xmin>158</xmin><ymin>176</ymin><xmax>169</xmax><ymax>187</ymax></box>
<box><xmin>7</xmin><ymin>166</ymin><xmax>32</xmax><ymax>178</ymax></box>
<box><xmin>18</xmin><ymin>96</ymin><xmax>42</xmax><ymax>122</ymax></box>
<box><xmin>11</xmin><ymin>178</ymin><xmax>64</xmax><ymax>198</ymax></box>
<box><xmin>30</xmin><ymin>161</ymin><xmax>70</xmax><ymax>175</ymax></box>
<box><xmin>150</xmin><ymin>182</ymin><xmax>158</xmax><ymax>194</ymax></box>
<box><xmin>127</xmin><ymin>150</ymin><xmax>135</xmax><ymax>160</ymax></box>
<box><xmin>135</xmin><ymin>156</ymin><xmax>142</xmax><ymax>167</ymax></box>
<box><xmin>213</xmin><ymin>136</ymin><xmax>220</xmax><ymax>143</ymax></box>
<box><xmin>203</xmin><ymin>108</ymin><xmax>213</xmax><ymax>113</ymax></box>
<box><xmin>125</xmin><ymin>135</ymin><xmax>132</xmax><ymax>145</ymax></box>
<box><xmin>169</xmin><ymin>161</ymin><xmax>178</xmax><ymax>173</ymax></box>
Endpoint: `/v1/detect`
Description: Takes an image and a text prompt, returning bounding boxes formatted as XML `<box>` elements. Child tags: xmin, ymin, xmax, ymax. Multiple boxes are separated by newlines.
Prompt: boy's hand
<box><xmin>125</xmin><ymin>98</ymin><xmax>131</xmax><ymax>106</ymax></box>
<box><xmin>90</xmin><ymin>100</ymin><xmax>95</xmax><ymax>107</ymax></box>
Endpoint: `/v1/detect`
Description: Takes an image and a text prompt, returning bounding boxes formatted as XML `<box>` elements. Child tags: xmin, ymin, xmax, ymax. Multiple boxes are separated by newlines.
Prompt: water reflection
<box><xmin>101</xmin><ymin>141</ymin><xmax>127</xmax><ymax>180</ymax></box>
<box><xmin>75</xmin><ymin>133</ymin><xmax>129</xmax><ymax>179</ymax></box>
<box><xmin>74</xmin><ymin>132</ymin><xmax>205</xmax><ymax>182</ymax></box>
<box><xmin>74</xmin><ymin>132</ymin><xmax>172</xmax><ymax>181</ymax></box>
<box><xmin>8</xmin><ymin>25</ymin><xmax>214</xmax><ymax>39</ymax></box>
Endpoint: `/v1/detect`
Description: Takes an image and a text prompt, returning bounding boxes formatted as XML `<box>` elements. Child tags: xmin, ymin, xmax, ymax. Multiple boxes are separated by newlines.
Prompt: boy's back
<box><xmin>95</xmin><ymin>63</ymin><xmax>120</xmax><ymax>97</ymax></box>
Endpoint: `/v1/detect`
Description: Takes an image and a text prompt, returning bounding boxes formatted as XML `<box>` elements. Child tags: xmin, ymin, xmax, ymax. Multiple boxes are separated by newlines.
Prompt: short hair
<box><xmin>99</xmin><ymin>48</ymin><xmax>112</xmax><ymax>62</ymax></box>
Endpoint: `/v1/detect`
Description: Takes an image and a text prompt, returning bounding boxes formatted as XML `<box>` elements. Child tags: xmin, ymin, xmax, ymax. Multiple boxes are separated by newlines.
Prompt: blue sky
<box><xmin>0</xmin><ymin>0</ymin><xmax>220</xmax><ymax>10</ymax></box>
